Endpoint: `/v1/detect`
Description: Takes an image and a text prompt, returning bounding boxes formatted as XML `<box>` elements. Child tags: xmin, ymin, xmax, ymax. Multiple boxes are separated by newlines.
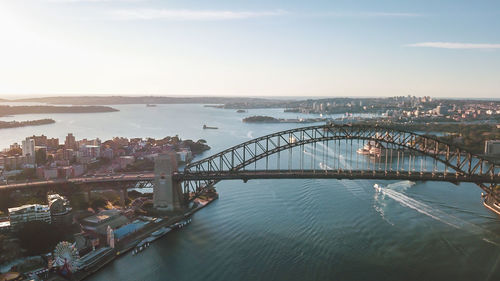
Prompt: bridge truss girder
<box><xmin>182</xmin><ymin>124</ymin><xmax>499</xmax><ymax>200</ymax></box>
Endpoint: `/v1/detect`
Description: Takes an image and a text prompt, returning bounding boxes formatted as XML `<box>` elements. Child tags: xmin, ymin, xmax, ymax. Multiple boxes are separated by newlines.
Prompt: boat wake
<box><xmin>375</xmin><ymin>182</ymin><xmax>500</xmax><ymax>246</ymax></box>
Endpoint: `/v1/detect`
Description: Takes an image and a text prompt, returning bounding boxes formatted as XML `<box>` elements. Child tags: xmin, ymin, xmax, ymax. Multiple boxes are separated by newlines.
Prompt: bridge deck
<box><xmin>176</xmin><ymin>170</ymin><xmax>499</xmax><ymax>184</ymax></box>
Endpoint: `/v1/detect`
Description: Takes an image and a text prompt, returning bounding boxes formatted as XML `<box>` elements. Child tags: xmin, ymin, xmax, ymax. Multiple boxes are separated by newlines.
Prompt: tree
<box><xmin>7</xmin><ymin>147</ymin><xmax>22</xmax><ymax>156</ymax></box>
<box><xmin>16</xmin><ymin>221</ymin><xmax>65</xmax><ymax>256</ymax></box>
<box><xmin>90</xmin><ymin>198</ymin><xmax>108</xmax><ymax>211</ymax></box>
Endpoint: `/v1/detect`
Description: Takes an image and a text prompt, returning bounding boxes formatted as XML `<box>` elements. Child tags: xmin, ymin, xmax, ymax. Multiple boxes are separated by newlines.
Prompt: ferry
<box><xmin>373</xmin><ymin>184</ymin><xmax>382</xmax><ymax>193</ymax></box>
<box><xmin>357</xmin><ymin>141</ymin><xmax>375</xmax><ymax>155</ymax></box>
<box><xmin>132</xmin><ymin>239</ymin><xmax>152</xmax><ymax>255</ymax></box>
<box><xmin>482</xmin><ymin>193</ymin><xmax>500</xmax><ymax>216</ymax></box>
<box><xmin>151</xmin><ymin>227</ymin><xmax>172</xmax><ymax>239</ymax></box>
<box><xmin>203</xmin><ymin>124</ymin><xmax>218</xmax><ymax>130</ymax></box>
<box><xmin>172</xmin><ymin>218</ymin><xmax>192</xmax><ymax>230</ymax></box>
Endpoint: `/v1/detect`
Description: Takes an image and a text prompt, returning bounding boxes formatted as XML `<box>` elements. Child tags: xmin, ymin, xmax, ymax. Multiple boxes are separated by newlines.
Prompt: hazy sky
<box><xmin>0</xmin><ymin>0</ymin><xmax>499</xmax><ymax>98</ymax></box>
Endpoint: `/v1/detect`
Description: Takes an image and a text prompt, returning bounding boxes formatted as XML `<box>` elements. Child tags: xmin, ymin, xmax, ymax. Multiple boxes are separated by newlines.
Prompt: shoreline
<box><xmin>75</xmin><ymin>194</ymin><xmax>218</xmax><ymax>281</ymax></box>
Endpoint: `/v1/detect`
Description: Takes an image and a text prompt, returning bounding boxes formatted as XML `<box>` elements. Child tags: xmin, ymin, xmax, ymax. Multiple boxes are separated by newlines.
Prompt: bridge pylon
<box><xmin>153</xmin><ymin>153</ymin><xmax>184</xmax><ymax>211</ymax></box>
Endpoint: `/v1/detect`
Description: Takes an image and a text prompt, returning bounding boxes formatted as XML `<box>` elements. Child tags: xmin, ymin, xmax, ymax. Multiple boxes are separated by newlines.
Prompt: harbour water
<box><xmin>1</xmin><ymin>104</ymin><xmax>500</xmax><ymax>280</ymax></box>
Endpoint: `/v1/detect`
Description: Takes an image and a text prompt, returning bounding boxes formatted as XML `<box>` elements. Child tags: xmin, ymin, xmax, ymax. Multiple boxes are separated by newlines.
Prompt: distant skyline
<box><xmin>0</xmin><ymin>0</ymin><xmax>499</xmax><ymax>98</ymax></box>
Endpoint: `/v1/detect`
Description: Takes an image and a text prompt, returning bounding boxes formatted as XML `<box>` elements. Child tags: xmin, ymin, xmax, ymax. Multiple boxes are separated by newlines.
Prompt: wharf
<box><xmin>75</xmin><ymin>194</ymin><xmax>218</xmax><ymax>280</ymax></box>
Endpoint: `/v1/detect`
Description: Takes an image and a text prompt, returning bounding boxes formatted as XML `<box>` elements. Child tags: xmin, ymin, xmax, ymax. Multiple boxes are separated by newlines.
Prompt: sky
<box><xmin>0</xmin><ymin>0</ymin><xmax>499</xmax><ymax>98</ymax></box>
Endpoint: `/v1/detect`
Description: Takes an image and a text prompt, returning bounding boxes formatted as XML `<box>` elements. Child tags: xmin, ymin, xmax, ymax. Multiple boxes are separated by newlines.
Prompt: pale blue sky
<box><xmin>0</xmin><ymin>0</ymin><xmax>499</xmax><ymax>98</ymax></box>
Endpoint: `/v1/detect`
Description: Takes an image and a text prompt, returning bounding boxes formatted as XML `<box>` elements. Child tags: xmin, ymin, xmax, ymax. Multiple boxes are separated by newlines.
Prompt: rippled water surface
<box><xmin>2</xmin><ymin>104</ymin><xmax>499</xmax><ymax>280</ymax></box>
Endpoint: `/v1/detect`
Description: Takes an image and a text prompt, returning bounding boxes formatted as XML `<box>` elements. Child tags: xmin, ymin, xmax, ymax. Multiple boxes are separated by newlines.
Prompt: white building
<box><xmin>22</xmin><ymin>137</ymin><xmax>35</xmax><ymax>157</ymax></box>
<box><xmin>8</xmin><ymin>204</ymin><xmax>51</xmax><ymax>229</ymax></box>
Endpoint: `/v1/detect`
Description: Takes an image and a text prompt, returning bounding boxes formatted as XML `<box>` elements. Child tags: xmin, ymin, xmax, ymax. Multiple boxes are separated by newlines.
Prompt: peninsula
<box><xmin>243</xmin><ymin>115</ymin><xmax>327</xmax><ymax>123</ymax></box>
<box><xmin>0</xmin><ymin>105</ymin><xmax>118</xmax><ymax>117</ymax></box>
<box><xmin>0</xmin><ymin>119</ymin><xmax>55</xmax><ymax>129</ymax></box>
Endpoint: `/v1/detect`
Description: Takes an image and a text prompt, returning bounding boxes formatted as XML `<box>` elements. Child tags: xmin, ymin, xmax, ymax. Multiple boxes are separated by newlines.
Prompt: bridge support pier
<box><xmin>87</xmin><ymin>188</ymin><xmax>92</xmax><ymax>203</ymax></box>
<box><xmin>119</xmin><ymin>187</ymin><xmax>128</xmax><ymax>208</ymax></box>
<box><xmin>153</xmin><ymin>153</ymin><xmax>184</xmax><ymax>211</ymax></box>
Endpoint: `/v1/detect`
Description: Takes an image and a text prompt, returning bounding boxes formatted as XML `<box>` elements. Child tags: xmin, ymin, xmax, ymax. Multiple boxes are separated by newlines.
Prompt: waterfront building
<box><xmin>74</xmin><ymin>232</ymin><xmax>100</xmax><ymax>256</ymax></box>
<box><xmin>80</xmin><ymin>209</ymin><xmax>129</xmax><ymax>236</ymax></box>
<box><xmin>8</xmin><ymin>204</ymin><xmax>51</xmax><ymax>229</ymax></box>
<box><xmin>113</xmin><ymin>220</ymin><xmax>148</xmax><ymax>242</ymax></box>
<box><xmin>48</xmin><ymin>193</ymin><xmax>73</xmax><ymax>225</ymax></box>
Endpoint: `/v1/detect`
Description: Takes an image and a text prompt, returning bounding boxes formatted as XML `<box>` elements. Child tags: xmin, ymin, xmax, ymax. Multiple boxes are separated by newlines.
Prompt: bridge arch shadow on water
<box><xmin>180</xmin><ymin>123</ymin><xmax>499</xmax><ymax>201</ymax></box>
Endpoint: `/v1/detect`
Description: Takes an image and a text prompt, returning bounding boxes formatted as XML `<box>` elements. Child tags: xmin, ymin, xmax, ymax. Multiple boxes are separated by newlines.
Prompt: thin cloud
<box><xmin>49</xmin><ymin>0</ymin><xmax>143</xmax><ymax>2</ymax></box>
<box><xmin>338</xmin><ymin>12</ymin><xmax>422</xmax><ymax>18</ymax></box>
<box><xmin>407</xmin><ymin>42</ymin><xmax>500</xmax><ymax>49</ymax></box>
<box><xmin>303</xmin><ymin>11</ymin><xmax>423</xmax><ymax>18</ymax></box>
<box><xmin>109</xmin><ymin>9</ymin><xmax>288</xmax><ymax>21</ymax></box>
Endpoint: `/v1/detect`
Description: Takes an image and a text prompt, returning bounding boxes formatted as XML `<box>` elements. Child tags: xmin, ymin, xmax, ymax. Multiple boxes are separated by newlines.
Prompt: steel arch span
<box><xmin>181</xmin><ymin>123</ymin><xmax>499</xmax><ymax>199</ymax></box>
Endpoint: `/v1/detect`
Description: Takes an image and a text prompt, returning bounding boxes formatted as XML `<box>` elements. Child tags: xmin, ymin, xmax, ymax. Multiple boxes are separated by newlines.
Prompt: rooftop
<box><xmin>8</xmin><ymin>204</ymin><xmax>49</xmax><ymax>214</ymax></box>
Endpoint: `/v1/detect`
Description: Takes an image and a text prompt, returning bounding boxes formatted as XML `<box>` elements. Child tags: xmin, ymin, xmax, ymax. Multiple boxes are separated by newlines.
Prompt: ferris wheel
<box><xmin>53</xmin><ymin>241</ymin><xmax>79</xmax><ymax>273</ymax></box>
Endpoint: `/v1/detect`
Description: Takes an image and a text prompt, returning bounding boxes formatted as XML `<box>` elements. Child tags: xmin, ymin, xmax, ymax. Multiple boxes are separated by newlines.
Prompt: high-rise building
<box><xmin>22</xmin><ymin>137</ymin><xmax>35</xmax><ymax>157</ymax></box>
<box><xmin>47</xmin><ymin>138</ymin><xmax>59</xmax><ymax>149</ymax></box>
<box><xmin>31</xmin><ymin>134</ymin><xmax>48</xmax><ymax>146</ymax></box>
<box><xmin>65</xmin><ymin>133</ymin><xmax>76</xmax><ymax>150</ymax></box>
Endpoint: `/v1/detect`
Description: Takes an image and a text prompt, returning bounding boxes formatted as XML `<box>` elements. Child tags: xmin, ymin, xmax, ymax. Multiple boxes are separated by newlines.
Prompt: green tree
<box><xmin>16</xmin><ymin>221</ymin><xmax>65</xmax><ymax>256</ymax></box>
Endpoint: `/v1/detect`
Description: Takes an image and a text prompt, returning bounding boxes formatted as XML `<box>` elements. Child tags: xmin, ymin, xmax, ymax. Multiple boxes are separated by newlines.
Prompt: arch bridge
<box><xmin>180</xmin><ymin>123</ymin><xmax>499</xmax><ymax>202</ymax></box>
<box><xmin>1</xmin><ymin>124</ymin><xmax>499</xmax><ymax>209</ymax></box>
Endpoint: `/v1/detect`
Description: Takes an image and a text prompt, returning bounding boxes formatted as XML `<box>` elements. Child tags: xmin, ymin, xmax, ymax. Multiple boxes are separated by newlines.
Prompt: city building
<box><xmin>36</xmin><ymin>167</ymin><xmax>58</xmax><ymax>180</ymax></box>
<box><xmin>101</xmin><ymin>147</ymin><xmax>114</xmax><ymax>159</ymax></box>
<box><xmin>80</xmin><ymin>209</ymin><xmax>129</xmax><ymax>236</ymax></box>
<box><xmin>79</xmin><ymin>144</ymin><xmax>101</xmax><ymax>159</ymax></box>
<box><xmin>484</xmin><ymin>140</ymin><xmax>500</xmax><ymax>156</ymax></box>
<box><xmin>0</xmin><ymin>155</ymin><xmax>28</xmax><ymax>170</ymax></box>
<box><xmin>48</xmin><ymin>193</ymin><xmax>73</xmax><ymax>225</ymax></box>
<box><xmin>0</xmin><ymin>221</ymin><xmax>10</xmax><ymax>233</ymax></box>
<box><xmin>65</xmin><ymin>133</ymin><xmax>77</xmax><ymax>150</ymax></box>
<box><xmin>21</xmin><ymin>137</ymin><xmax>35</xmax><ymax>157</ymax></box>
<box><xmin>8</xmin><ymin>204</ymin><xmax>51</xmax><ymax>229</ymax></box>
<box><xmin>119</xmin><ymin>156</ymin><xmax>135</xmax><ymax>169</ymax></box>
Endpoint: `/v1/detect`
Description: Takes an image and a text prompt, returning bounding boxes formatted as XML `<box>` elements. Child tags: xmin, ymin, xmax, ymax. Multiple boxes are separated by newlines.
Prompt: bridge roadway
<box><xmin>0</xmin><ymin>172</ymin><xmax>155</xmax><ymax>192</ymax></box>
<box><xmin>176</xmin><ymin>170</ymin><xmax>500</xmax><ymax>185</ymax></box>
<box><xmin>2</xmin><ymin>170</ymin><xmax>498</xmax><ymax>193</ymax></box>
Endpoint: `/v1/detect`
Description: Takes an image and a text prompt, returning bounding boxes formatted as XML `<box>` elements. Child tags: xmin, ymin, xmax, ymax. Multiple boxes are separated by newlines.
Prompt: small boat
<box><xmin>146</xmin><ymin>104</ymin><xmax>157</xmax><ymax>107</ymax></box>
<box><xmin>173</xmin><ymin>218</ymin><xmax>192</xmax><ymax>229</ymax></box>
<box><xmin>151</xmin><ymin>227</ymin><xmax>172</xmax><ymax>239</ymax></box>
<box><xmin>203</xmin><ymin>124</ymin><xmax>218</xmax><ymax>130</ymax></box>
<box><xmin>373</xmin><ymin>184</ymin><xmax>382</xmax><ymax>192</ymax></box>
<box><xmin>482</xmin><ymin>193</ymin><xmax>500</xmax><ymax>216</ymax></box>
